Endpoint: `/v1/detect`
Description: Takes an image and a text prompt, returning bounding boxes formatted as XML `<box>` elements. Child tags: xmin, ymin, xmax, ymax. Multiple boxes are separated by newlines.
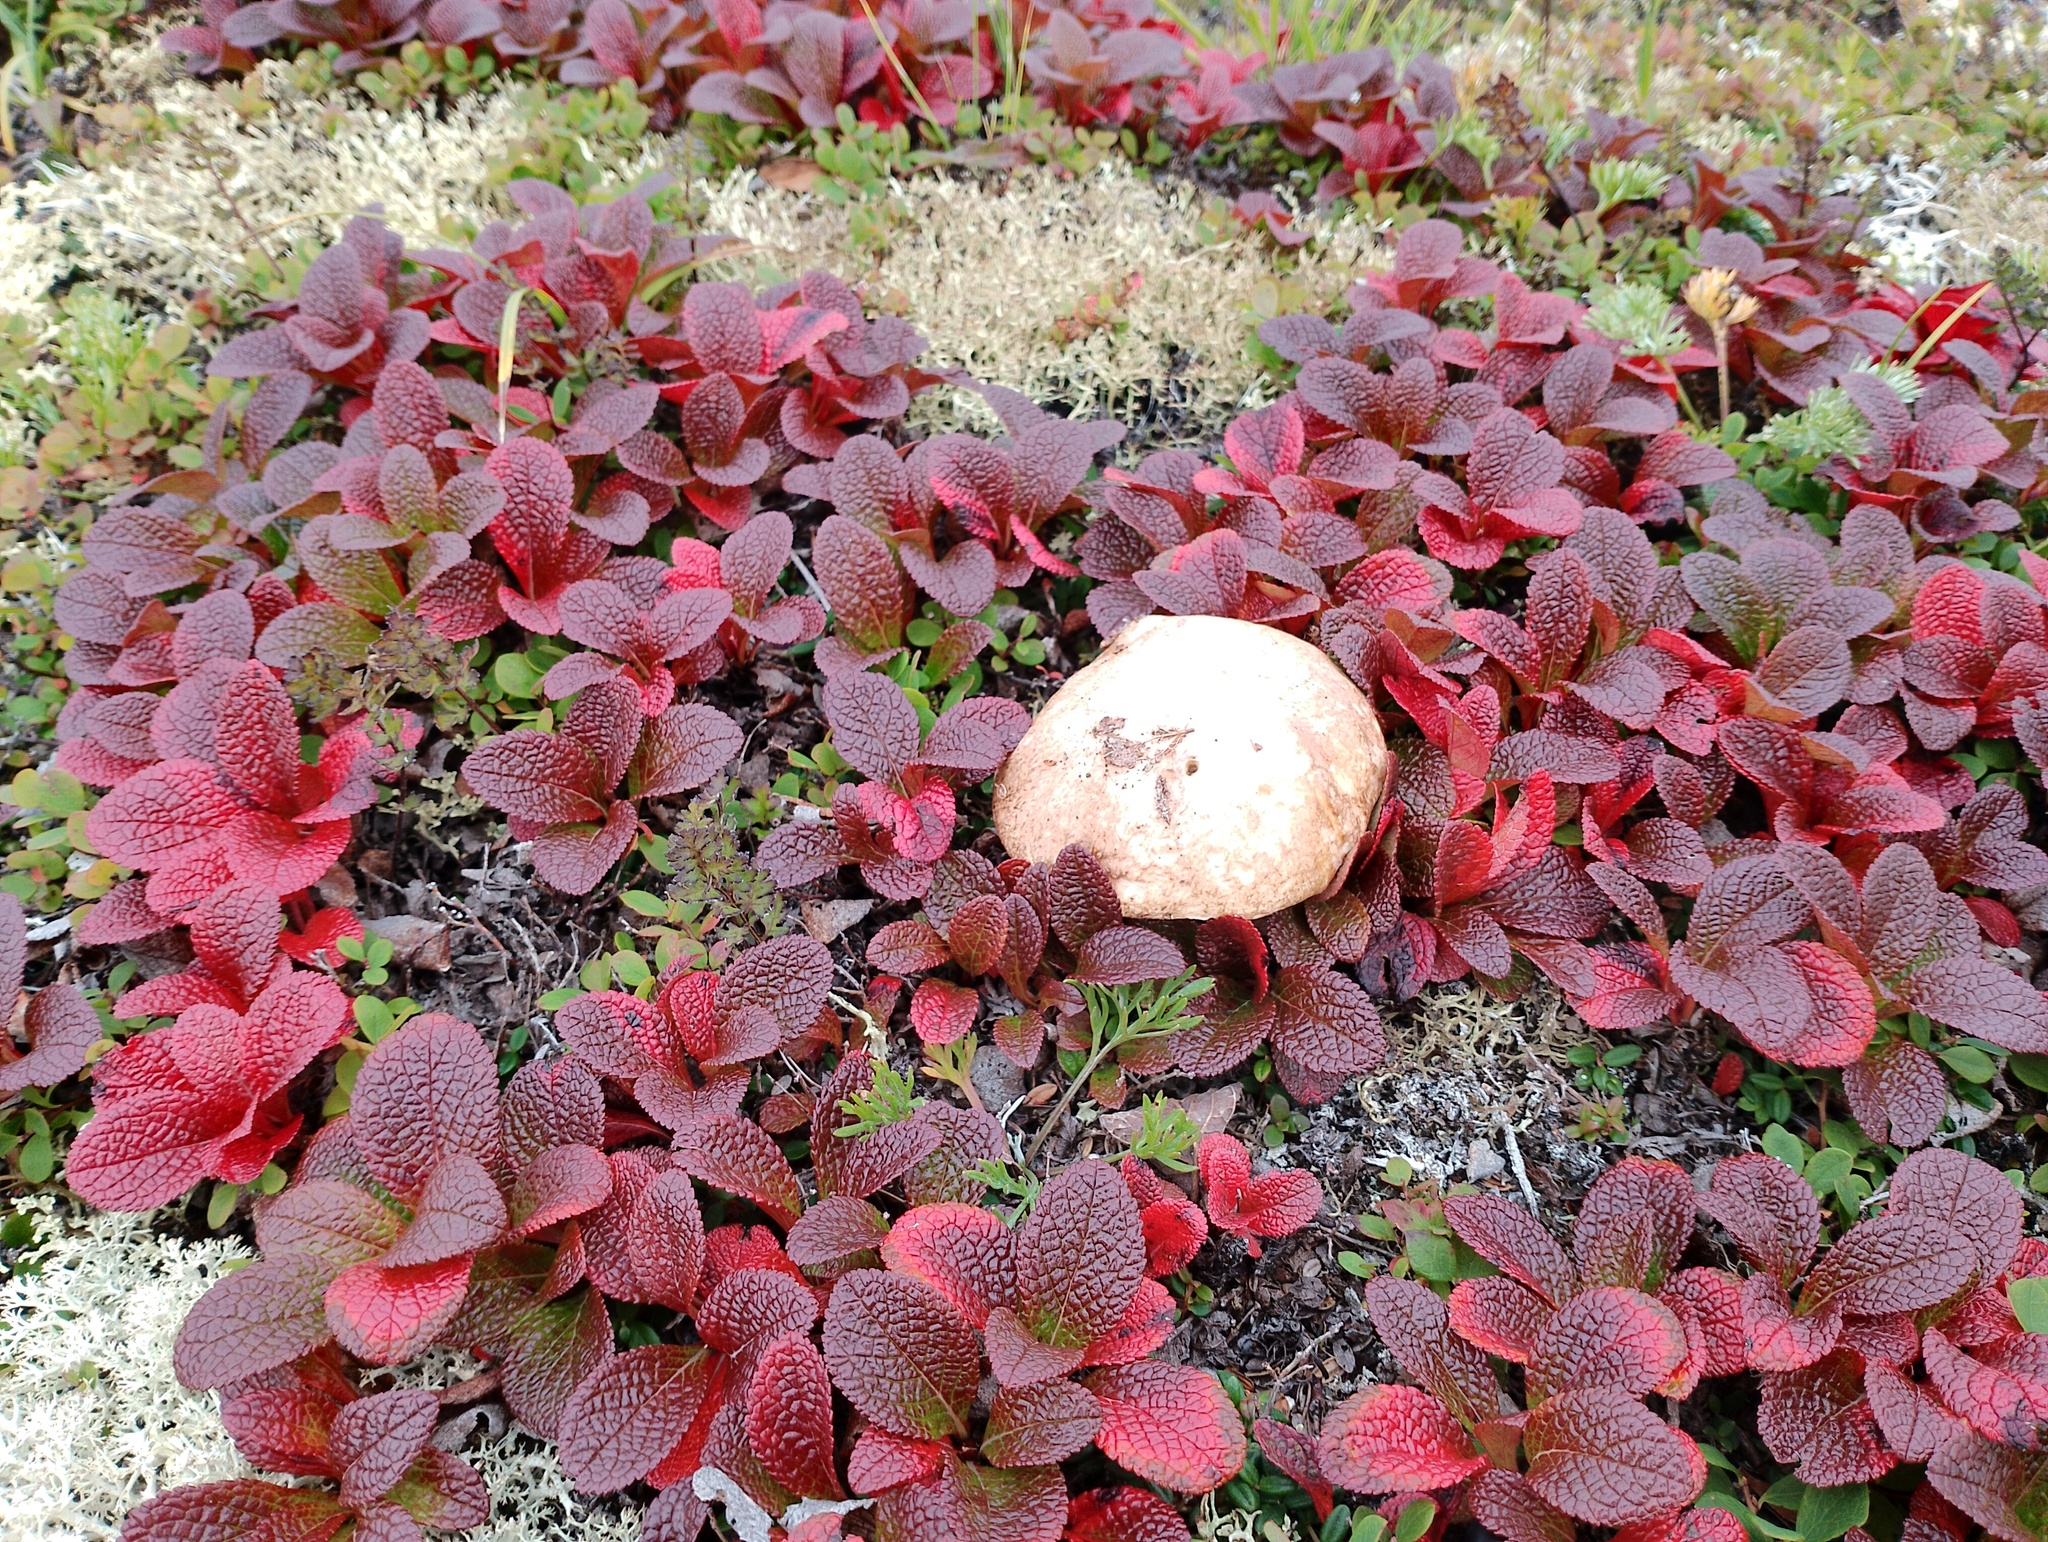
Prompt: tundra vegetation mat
<box><xmin>3</xmin><ymin>2</ymin><xmax>2048</xmax><ymax>1541</ymax></box>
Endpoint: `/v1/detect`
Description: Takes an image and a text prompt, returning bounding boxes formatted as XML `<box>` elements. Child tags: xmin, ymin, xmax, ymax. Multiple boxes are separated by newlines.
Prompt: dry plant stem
<box><xmin>1714</xmin><ymin>324</ymin><xmax>1731</xmax><ymax>423</ymax></box>
<box><xmin>1023</xmin><ymin>1035</ymin><xmax>1116</xmax><ymax>1170</ymax></box>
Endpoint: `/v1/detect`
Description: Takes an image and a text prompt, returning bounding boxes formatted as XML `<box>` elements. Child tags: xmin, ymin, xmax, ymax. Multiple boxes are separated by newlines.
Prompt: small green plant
<box><xmin>332</xmin><ymin>931</ymin><xmax>396</xmax><ymax>988</ymax></box>
<box><xmin>1126</xmin><ymin>1092</ymin><xmax>1201</xmax><ymax>1171</ymax></box>
<box><xmin>835</xmin><ymin>1058</ymin><xmax>925</xmax><ymax>1137</ymax></box>
<box><xmin>1754</xmin><ymin>384</ymin><xmax>1871</xmax><ymax>462</ymax></box>
<box><xmin>921</xmin><ymin>1032</ymin><xmax>983</xmax><ymax>1109</ymax></box>
<box><xmin>1588</xmin><ymin>157</ymin><xmax>1669</xmax><ymax>215</ymax></box>
<box><xmin>1581</xmin><ymin>279</ymin><xmax>1689</xmax><ymax>357</ymax></box>
<box><xmin>969</xmin><ymin>1149</ymin><xmax>1042</xmax><ymax>1220</ymax></box>
<box><xmin>16</xmin><ymin>288</ymin><xmax>219</xmax><ymax>484</ymax></box>
<box><xmin>0</xmin><ymin>765</ymin><xmax>115</xmax><ymax>914</ymax></box>
<box><xmin>1</xmin><ymin>0</ymin><xmax>111</xmax><ymax>155</ymax></box>
<box><xmin>618</xmin><ymin>786</ymin><xmax>794</xmax><ymax>973</ymax></box>
<box><xmin>1028</xmin><ymin>969</ymin><xmax>1212</xmax><ymax>1165</ymax></box>
<box><xmin>1566</xmin><ymin>1038</ymin><xmax>1641</xmax><ymax>1099</ymax></box>
<box><xmin>0</xmin><ymin>1085</ymin><xmax>91</xmax><ymax>1181</ymax></box>
<box><xmin>204</xmin><ymin>1161</ymin><xmax>287</xmax><ymax>1229</ymax></box>
<box><xmin>487</xmin><ymin>83</ymin><xmax>664</xmax><ymax>198</ymax></box>
<box><xmin>1156</xmin><ymin>0</ymin><xmax>1449</xmax><ymax>65</ymax></box>
<box><xmin>1259</xmin><ymin>1089</ymin><xmax>1309</xmax><ymax>1150</ymax></box>
<box><xmin>320</xmin><ymin>992</ymin><xmax>421</xmax><ymax>1116</ymax></box>
<box><xmin>355</xmin><ymin>40</ymin><xmax>494</xmax><ymax>112</ymax></box>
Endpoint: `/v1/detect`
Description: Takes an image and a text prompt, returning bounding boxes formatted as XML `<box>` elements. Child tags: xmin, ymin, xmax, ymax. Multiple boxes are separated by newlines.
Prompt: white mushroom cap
<box><xmin>992</xmin><ymin>614</ymin><xmax>1390</xmax><ymax>920</ymax></box>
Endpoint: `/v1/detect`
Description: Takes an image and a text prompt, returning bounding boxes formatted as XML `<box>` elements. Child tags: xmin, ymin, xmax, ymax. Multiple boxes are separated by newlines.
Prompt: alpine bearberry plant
<box><xmin>1308</xmin><ymin>1157</ymin><xmax>1737</xmax><ymax>1535</ymax></box>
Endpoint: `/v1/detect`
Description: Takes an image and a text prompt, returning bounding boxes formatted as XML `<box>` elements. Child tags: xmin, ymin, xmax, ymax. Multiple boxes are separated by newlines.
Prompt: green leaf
<box><xmin>1699</xmin><ymin>1492</ymin><xmax>1799</xmax><ymax>1542</ymax></box>
<box><xmin>1382</xmin><ymin>1156</ymin><xmax>1413</xmax><ymax>1185</ymax></box>
<box><xmin>2010</xmin><ymin>1277</ymin><xmax>2048</xmax><ymax>1335</ymax></box>
<box><xmin>1821</xmin><ymin>1120</ymin><xmax>1866</xmax><ymax>1152</ymax></box>
<box><xmin>354</xmin><ymin>995</ymin><xmax>394</xmax><ymax>1041</ymax></box>
<box><xmin>1939</xmin><ymin>1045</ymin><xmax>1998</xmax><ymax>1083</ymax></box>
<box><xmin>19</xmin><ymin>1131</ymin><xmax>53</xmax><ymax>1182</ymax></box>
<box><xmin>539</xmin><ymin>987</ymin><xmax>583</xmax><ymax>1010</ymax></box>
<box><xmin>2010</xmin><ymin>1054</ymin><xmax>2048</xmax><ymax>1092</ymax></box>
<box><xmin>1394</xmin><ymin>1498</ymin><xmax>1436</xmax><ymax>1542</ymax></box>
<box><xmin>1760</xmin><ymin>1125</ymin><xmax>1808</xmax><ymax>1173</ymax></box>
<box><xmin>207</xmin><ymin>1182</ymin><xmax>240</xmax><ymax>1229</ymax></box>
<box><xmin>1801</xmin><ymin>1146</ymin><xmax>1854</xmax><ymax>1196</ymax></box>
<box><xmin>494</xmin><ymin>652</ymin><xmax>545</xmax><ymax>697</ymax></box>
<box><xmin>1796</xmin><ymin>1483</ymin><xmax>1867</xmax><ymax>1542</ymax></box>
<box><xmin>1404</xmin><ymin>1230</ymin><xmax>1456</xmax><ymax>1282</ymax></box>
<box><xmin>1337</xmin><ymin>1251</ymin><xmax>1374</xmax><ymax>1278</ymax></box>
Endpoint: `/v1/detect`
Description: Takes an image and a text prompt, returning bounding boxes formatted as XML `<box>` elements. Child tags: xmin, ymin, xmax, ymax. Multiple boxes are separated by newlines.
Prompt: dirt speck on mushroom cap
<box><xmin>991</xmin><ymin>615</ymin><xmax>1390</xmax><ymax>919</ymax></box>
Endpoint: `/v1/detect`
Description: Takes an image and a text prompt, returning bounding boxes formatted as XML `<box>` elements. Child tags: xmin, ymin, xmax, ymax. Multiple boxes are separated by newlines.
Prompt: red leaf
<box><xmin>174</xmin><ymin>1254</ymin><xmax>339</xmax><ymax>1390</ymax></box>
<box><xmin>821</xmin><ymin>1268</ymin><xmax>980</xmax><ymax>1440</ymax></box>
<box><xmin>119</xmin><ymin>1480</ymin><xmax>348</xmax><ymax>1542</ymax></box>
<box><xmin>1801</xmin><ymin>1211</ymin><xmax>1979</xmax><ymax>1317</ymax></box>
<box><xmin>697</xmin><ymin>1267</ymin><xmax>819</xmax><ymax>1367</ymax></box>
<box><xmin>1697</xmin><ymin>1153</ymin><xmax>1821</xmax><ymax>1284</ymax></box>
<box><xmin>348</xmin><ymin>1014</ymin><xmax>500</xmax><ymax>1197</ymax></box>
<box><xmin>1364</xmin><ymin>1274</ymin><xmax>1507</xmax><ymax>1427</ymax></box>
<box><xmin>847</xmin><ymin>1428</ymin><xmax>947</xmax><ymax>1496</ymax></box>
<box><xmin>868</xmin><ymin>919</ymin><xmax>952</xmax><ymax>973</ymax></box>
<box><xmin>1079</xmin><ymin>1277</ymin><xmax>1178</xmax><ymax>1368</ymax></box>
<box><xmin>1050</xmin><ymin>845</ymin><xmax>1122</xmax><ymax>950</ymax></box>
<box><xmin>1522</xmin><ymin>1385</ymin><xmax>1706</xmax><ymax>1525</ymax></box>
<box><xmin>1611</xmin><ymin>1509</ymin><xmax>1748</xmax><ymax>1542</ymax></box>
<box><xmin>1843</xmin><ymin>1039</ymin><xmax>1949</xmax><ymax>1149</ymax></box>
<box><xmin>747</xmin><ymin>1333</ymin><xmax>844</xmax><ymax>1499</ymax></box>
<box><xmin>1527</xmin><ymin>1286</ymin><xmax>1689</xmax><ymax>1401</ymax></box>
<box><xmin>324</xmin><ymin>1254</ymin><xmax>472</xmax><ymax>1364</ymax></box>
<box><xmin>983</xmin><ymin>1378</ymin><xmax>1103</xmax><ymax>1468</ymax></box>
<box><xmin>1756</xmin><ymin>1349</ymin><xmax>1896</xmax><ymax>1487</ymax></box>
<box><xmin>665</xmin><ymin>1115</ymin><xmax>803</xmax><ymax>1227</ymax></box>
<box><xmin>1470</xmin><ymin>1468</ymin><xmax>1577</xmax><ymax>1542</ymax></box>
<box><xmin>1741</xmin><ymin>1272</ymin><xmax>1843</xmax><ymax>1373</ymax></box>
<box><xmin>983</xmin><ymin>1303</ymin><xmax>1088</xmax><ymax>1388</ymax></box>
<box><xmin>717</xmin><ymin>933</ymin><xmax>835</xmax><ymax>1039</ymax></box>
<box><xmin>1072</xmin><ymin>926</ymin><xmax>1188</xmax><ymax>986</ymax></box>
<box><xmin>1315</xmin><ymin>1383</ymin><xmax>1486</xmax><ymax>1494</ymax></box>
<box><xmin>1660</xmin><ymin>1268</ymin><xmax>1747</xmax><ymax>1379</ymax></box>
<box><xmin>1575</xmin><ymin>1156</ymin><xmax>1696</xmax><ymax>1291</ymax></box>
<box><xmin>627</xmin><ymin>1168</ymin><xmax>705</xmax><ymax>1312</ymax></box>
<box><xmin>330</xmin><ymin>1387</ymin><xmax>439</xmax><ymax>1504</ymax></box>
<box><xmin>558</xmin><ymin>1344</ymin><xmax>718</xmax><ymax>1494</ymax></box>
<box><xmin>1015</xmin><ymin>1160</ymin><xmax>1143</xmax><ymax>1349</ymax></box>
<box><xmin>1889</xmin><ymin>1145</ymin><xmax>2024</xmax><ymax>1282</ymax></box>
<box><xmin>909</xmin><ymin>977</ymin><xmax>979</xmax><ymax>1045</ymax></box>
<box><xmin>1065</xmin><ymin>1485</ymin><xmax>1193</xmax><ymax>1542</ymax></box>
<box><xmin>1447</xmin><ymin>1276</ymin><xmax>1553</xmax><ymax>1363</ymax></box>
<box><xmin>1927</xmin><ymin>1425</ymin><xmax>2048</xmax><ymax>1542</ymax></box>
<box><xmin>1269</xmin><ymin>964</ymin><xmax>1386</xmax><ymax>1089</ymax></box>
<box><xmin>1251</xmin><ymin>1420</ymin><xmax>1332</xmax><ymax>1523</ymax></box>
<box><xmin>785</xmin><ymin>1194</ymin><xmax>890</xmax><ymax>1266</ymax></box>
<box><xmin>1197</xmin><ymin>1134</ymin><xmax>1321</xmax><ymax>1247</ymax></box>
<box><xmin>824</xmin><ymin>671</ymin><xmax>921</xmax><ymax>782</ymax></box>
<box><xmin>1086</xmin><ymin>1362</ymin><xmax>1246</xmax><ymax>1494</ymax></box>
<box><xmin>1442</xmin><ymin>1192</ymin><xmax>1576</xmax><ymax>1306</ymax></box>
<box><xmin>881</xmin><ymin>1202</ymin><xmax>1018</xmax><ymax>1328</ymax></box>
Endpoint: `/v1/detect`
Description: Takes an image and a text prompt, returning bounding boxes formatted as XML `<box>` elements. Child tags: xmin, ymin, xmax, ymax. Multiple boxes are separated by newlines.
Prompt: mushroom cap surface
<box><xmin>992</xmin><ymin>614</ymin><xmax>1389</xmax><ymax>920</ymax></box>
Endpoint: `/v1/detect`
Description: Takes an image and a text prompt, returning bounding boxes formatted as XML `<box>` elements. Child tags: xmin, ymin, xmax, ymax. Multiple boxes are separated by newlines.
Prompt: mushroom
<box><xmin>992</xmin><ymin>615</ymin><xmax>1390</xmax><ymax>920</ymax></box>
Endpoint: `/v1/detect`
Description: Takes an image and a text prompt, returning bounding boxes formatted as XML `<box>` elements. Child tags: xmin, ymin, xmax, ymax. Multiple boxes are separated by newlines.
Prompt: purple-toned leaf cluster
<box><xmin>157</xmin><ymin>0</ymin><xmax>1476</xmax><ymax>182</ymax></box>
<box><xmin>136</xmin><ymin>988</ymin><xmax>1313</xmax><ymax>1542</ymax></box>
